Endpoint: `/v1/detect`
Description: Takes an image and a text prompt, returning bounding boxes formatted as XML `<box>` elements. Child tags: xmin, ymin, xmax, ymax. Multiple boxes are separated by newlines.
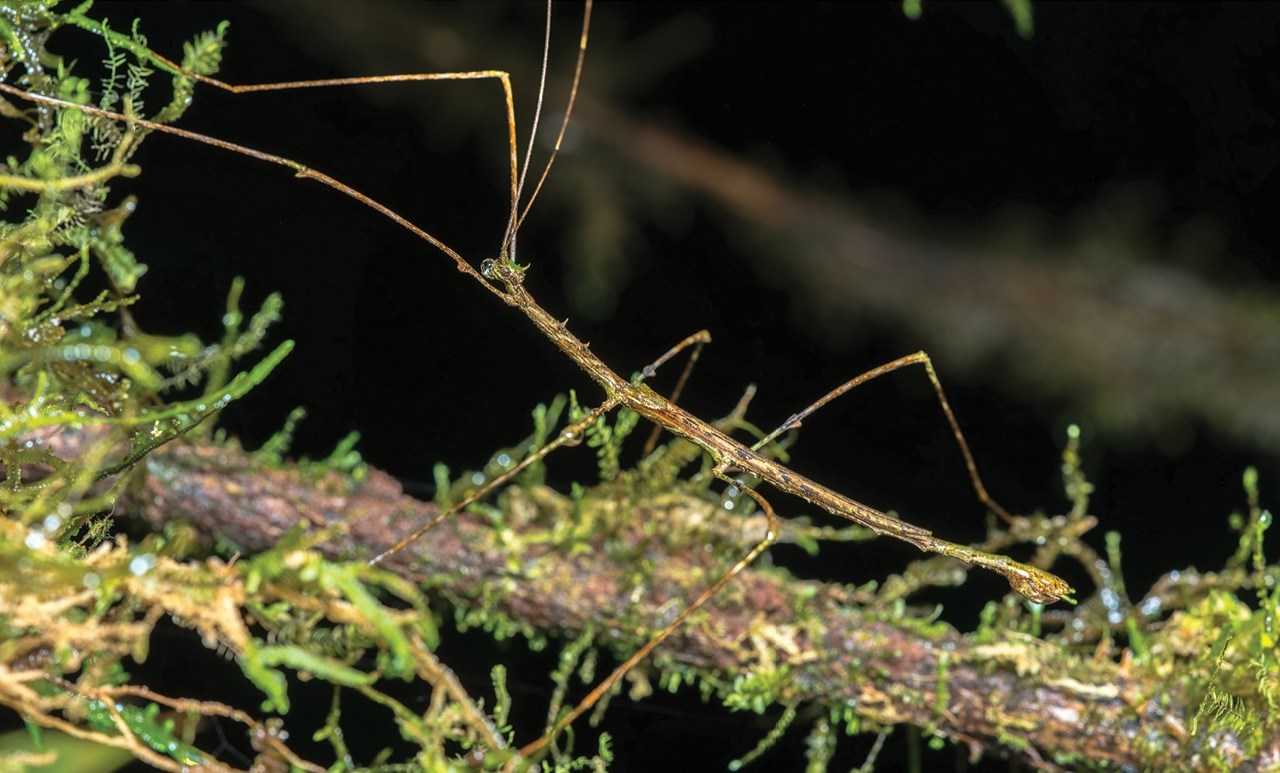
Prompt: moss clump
<box><xmin>0</xmin><ymin>4</ymin><xmax>289</xmax><ymax>549</ymax></box>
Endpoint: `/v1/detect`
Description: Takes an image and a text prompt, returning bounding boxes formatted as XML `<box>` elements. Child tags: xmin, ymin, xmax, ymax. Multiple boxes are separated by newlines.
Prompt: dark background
<box><xmin>21</xmin><ymin>1</ymin><xmax>1280</xmax><ymax>770</ymax></box>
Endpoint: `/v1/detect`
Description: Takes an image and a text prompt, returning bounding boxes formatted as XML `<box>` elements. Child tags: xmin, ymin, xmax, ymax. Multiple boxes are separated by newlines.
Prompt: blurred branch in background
<box><xmin>253</xmin><ymin>0</ymin><xmax>1280</xmax><ymax>461</ymax></box>
<box><xmin>578</xmin><ymin>101</ymin><xmax>1280</xmax><ymax>456</ymax></box>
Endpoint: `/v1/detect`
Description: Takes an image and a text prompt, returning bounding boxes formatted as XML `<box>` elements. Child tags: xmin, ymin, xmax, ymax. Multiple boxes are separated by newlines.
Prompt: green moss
<box><xmin>3</xmin><ymin>4</ymin><xmax>1279</xmax><ymax>771</ymax></box>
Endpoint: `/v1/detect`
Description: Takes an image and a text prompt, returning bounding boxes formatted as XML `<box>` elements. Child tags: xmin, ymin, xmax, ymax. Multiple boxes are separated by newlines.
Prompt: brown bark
<box><xmin>126</xmin><ymin>439</ymin><xmax>1275</xmax><ymax>770</ymax></box>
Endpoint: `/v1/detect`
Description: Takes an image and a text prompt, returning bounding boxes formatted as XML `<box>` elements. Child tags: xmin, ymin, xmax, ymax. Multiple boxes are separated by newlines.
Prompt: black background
<box><xmin>15</xmin><ymin>1</ymin><xmax>1279</xmax><ymax>770</ymax></box>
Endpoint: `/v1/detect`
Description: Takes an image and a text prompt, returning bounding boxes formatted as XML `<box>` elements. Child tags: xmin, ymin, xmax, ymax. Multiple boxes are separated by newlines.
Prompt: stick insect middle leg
<box><xmin>636</xmin><ymin>330</ymin><xmax>712</xmax><ymax>455</ymax></box>
<box><xmin>512</xmin><ymin>332</ymin><xmax>780</xmax><ymax>765</ymax></box>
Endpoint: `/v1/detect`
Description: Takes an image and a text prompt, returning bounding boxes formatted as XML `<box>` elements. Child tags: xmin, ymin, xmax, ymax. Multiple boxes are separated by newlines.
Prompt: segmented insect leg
<box><xmin>367</xmin><ymin>394</ymin><xmax>622</xmax><ymax>566</ymax></box>
<box><xmin>637</xmin><ymin>329</ymin><xmax>713</xmax><ymax>455</ymax></box>
<box><xmin>751</xmin><ymin>351</ymin><xmax>1016</xmax><ymax>524</ymax></box>
<box><xmin>515</xmin><ymin>468</ymin><xmax>779</xmax><ymax>763</ymax></box>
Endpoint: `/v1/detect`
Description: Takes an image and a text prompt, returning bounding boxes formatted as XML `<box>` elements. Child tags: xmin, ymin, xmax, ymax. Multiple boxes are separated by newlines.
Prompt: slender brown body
<box><xmin>489</xmin><ymin>260</ymin><xmax>1072</xmax><ymax>605</ymax></box>
<box><xmin>0</xmin><ymin>36</ymin><xmax>1072</xmax><ymax>764</ymax></box>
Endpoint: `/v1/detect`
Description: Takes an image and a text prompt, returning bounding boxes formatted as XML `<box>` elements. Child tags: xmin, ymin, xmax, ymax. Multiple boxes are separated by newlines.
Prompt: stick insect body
<box><xmin>0</xmin><ymin>1</ymin><xmax>1073</xmax><ymax>763</ymax></box>
<box><xmin>476</xmin><ymin>255</ymin><xmax>1073</xmax><ymax>607</ymax></box>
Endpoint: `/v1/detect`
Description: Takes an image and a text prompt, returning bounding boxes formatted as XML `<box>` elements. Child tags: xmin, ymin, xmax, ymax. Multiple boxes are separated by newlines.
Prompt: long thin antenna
<box><xmin>515</xmin><ymin>0</ymin><xmax>592</xmax><ymax>234</ymax></box>
<box><xmin>503</xmin><ymin>0</ymin><xmax>555</xmax><ymax>263</ymax></box>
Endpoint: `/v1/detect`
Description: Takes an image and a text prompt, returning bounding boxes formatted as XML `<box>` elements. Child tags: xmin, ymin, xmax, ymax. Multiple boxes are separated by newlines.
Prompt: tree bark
<box><xmin>127</xmin><ymin>439</ymin><xmax>1276</xmax><ymax>770</ymax></box>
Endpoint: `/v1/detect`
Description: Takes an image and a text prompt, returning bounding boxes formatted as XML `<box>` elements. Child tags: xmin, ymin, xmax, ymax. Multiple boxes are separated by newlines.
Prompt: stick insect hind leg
<box><xmin>752</xmin><ymin>350</ymin><xmax>1018</xmax><ymax>525</ymax></box>
<box><xmin>385</xmin><ymin>331</ymin><xmax>756</xmax><ymax>766</ymax></box>
<box><xmin>735</xmin><ymin>350</ymin><xmax>1079</xmax><ymax>598</ymax></box>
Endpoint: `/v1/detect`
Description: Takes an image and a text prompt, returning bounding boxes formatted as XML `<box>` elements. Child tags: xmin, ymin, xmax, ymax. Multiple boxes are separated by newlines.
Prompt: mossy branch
<box><xmin>3</xmin><ymin>5</ymin><xmax>1278</xmax><ymax>771</ymax></box>
<box><xmin>103</xmin><ymin>434</ymin><xmax>1278</xmax><ymax>770</ymax></box>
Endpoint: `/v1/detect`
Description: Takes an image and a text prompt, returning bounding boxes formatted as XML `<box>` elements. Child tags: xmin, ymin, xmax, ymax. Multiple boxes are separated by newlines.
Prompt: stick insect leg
<box><xmin>514</xmin><ymin>466</ymin><xmax>779</xmax><ymax>764</ymax></box>
<box><xmin>367</xmin><ymin>394</ymin><xmax>622</xmax><ymax>566</ymax></box>
<box><xmin>47</xmin><ymin>0</ymin><xmax>592</xmax><ymax>287</ymax></box>
<box><xmin>752</xmin><ymin>351</ymin><xmax>1016</xmax><ymax>524</ymax></box>
<box><xmin>370</xmin><ymin>329</ymin><xmax>716</xmax><ymax>566</ymax></box>
<box><xmin>636</xmin><ymin>330</ymin><xmax>712</xmax><ymax>455</ymax></box>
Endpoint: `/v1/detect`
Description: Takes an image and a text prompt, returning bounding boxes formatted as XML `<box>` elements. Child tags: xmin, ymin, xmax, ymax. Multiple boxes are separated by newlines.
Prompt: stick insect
<box><xmin>0</xmin><ymin>0</ymin><xmax>1074</xmax><ymax>765</ymax></box>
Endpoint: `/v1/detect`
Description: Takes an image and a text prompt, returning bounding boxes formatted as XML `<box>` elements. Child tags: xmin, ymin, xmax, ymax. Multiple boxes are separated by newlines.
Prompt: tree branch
<box><xmin>126</xmin><ymin>439</ymin><xmax>1275</xmax><ymax>770</ymax></box>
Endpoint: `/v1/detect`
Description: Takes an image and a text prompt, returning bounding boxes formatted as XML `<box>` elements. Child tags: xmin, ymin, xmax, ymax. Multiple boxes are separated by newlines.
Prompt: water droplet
<box><xmin>470</xmin><ymin>471</ymin><xmax>486</xmax><ymax>486</ymax></box>
<box><xmin>129</xmin><ymin>553</ymin><xmax>157</xmax><ymax>576</ymax></box>
<box><xmin>495</xmin><ymin>452</ymin><xmax>512</xmax><ymax>468</ymax></box>
<box><xmin>480</xmin><ymin>259</ymin><xmax>497</xmax><ymax>279</ymax></box>
<box><xmin>82</xmin><ymin>572</ymin><xmax>101</xmax><ymax>590</ymax></box>
<box><xmin>42</xmin><ymin>514</ymin><xmax>62</xmax><ymax>533</ymax></box>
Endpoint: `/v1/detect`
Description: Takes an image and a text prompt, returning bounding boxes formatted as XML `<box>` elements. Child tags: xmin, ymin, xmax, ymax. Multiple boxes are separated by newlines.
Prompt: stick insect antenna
<box><xmin>513</xmin><ymin>0</ymin><xmax>593</xmax><ymax>239</ymax></box>
<box><xmin>502</xmin><ymin>0</ymin><xmax>554</xmax><ymax>264</ymax></box>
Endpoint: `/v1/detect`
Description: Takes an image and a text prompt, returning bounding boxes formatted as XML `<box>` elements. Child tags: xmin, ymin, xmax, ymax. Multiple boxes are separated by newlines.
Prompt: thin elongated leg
<box><xmin>138</xmin><ymin>2</ymin><xmax>592</xmax><ymax>265</ymax></box>
<box><xmin>367</xmin><ymin>394</ymin><xmax>622</xmax><ymax>566</ymax></box>
<box><xmin>371</xmin><ymin>328</ymin><xmax>713</xmax><ymax>565</ymax></box>
<box><xmin>637</xmin><ymin>330</ymin><xmax>712</xmax><ymax>455</ymax></box>
<box><xmin>514</xmin><ymin>467</ymin><xmax>779</xmax><ymax>763</ymax></box>
<box><xmin>752</xmin><ymin>351</ymin><xmax>1015</xmax><ymax>524</ymax></box>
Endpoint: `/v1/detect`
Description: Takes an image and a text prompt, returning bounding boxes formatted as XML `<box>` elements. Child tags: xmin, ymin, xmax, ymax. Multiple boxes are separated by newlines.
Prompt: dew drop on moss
<box><xmin>129</xmin><ymin>553</ymin><xmax>157</xmax><ymax>576</ymax></box>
